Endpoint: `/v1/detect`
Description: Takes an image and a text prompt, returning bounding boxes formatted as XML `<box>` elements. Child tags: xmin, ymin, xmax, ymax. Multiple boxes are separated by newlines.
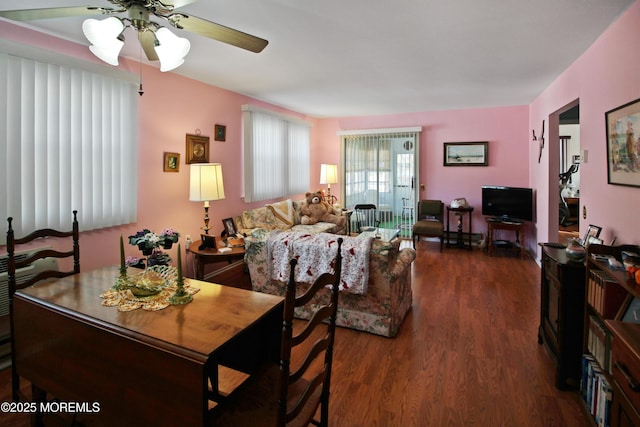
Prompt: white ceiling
<box><xmin>0</xmin><ymin>0</ymin><xmax>636</xmax><ymax>117</ymax></box>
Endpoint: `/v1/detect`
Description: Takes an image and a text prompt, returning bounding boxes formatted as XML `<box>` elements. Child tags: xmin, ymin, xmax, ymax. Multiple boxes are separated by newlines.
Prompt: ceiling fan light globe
<box><xmin>154</xmin><ymin>27</ymin><xmax>191</xmax><ymax>72</ymax></box>
<box><xmin>82</xmin><ymin>17</ymin><xmax>125</xmax><ymax>46</ymax></box>
<box><xmin>159</xmin><ymin>58</ymin><xmax>185</xmax><ymax>72</ymax></box>
<box><xmin>89</xmin><ymin>42</ymin><xmax>124</xmax><ymax>66</ymax></box>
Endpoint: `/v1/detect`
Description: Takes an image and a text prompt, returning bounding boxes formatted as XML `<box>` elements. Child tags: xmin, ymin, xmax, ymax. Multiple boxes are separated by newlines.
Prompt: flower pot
<box><xmin>163</xmin><ymin>241</ymin><xmax>173</xmax><ymax>249</ymax></box>
<box><xmin>142</xmin><ymin>248</ymin><xmax>153</xmax><ymax>256</ymax></box>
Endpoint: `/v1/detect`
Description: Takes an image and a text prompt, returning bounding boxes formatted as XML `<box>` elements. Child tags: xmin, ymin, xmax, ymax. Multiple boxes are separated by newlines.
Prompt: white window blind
<box><xmin>242</xmin><ymin>105</ymin><xmax>310</xmax><ymax>202</ymax></box>
<box><xmin>0</xmin><ymin>52</ymin><xmax>138</xmax><ymax>240</ymax></box>
<box><xmin>339</xmin><ymin>127</ymin><xmax>421</xmax><ymax>229</ymax></box>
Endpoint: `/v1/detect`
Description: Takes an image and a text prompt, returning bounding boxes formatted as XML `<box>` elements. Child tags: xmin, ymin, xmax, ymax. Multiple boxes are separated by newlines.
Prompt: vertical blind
<box><xmin>0</xmin><ymin>53</ymin><xmax>138</xmax><ymax>240</ymax></box>
<box><xmin>242</xmin><ymin>105</ymin><xmax>310</xmax><ymax>202</ymax></box>
<box><xmin>340</xmin><ymin>128</ymin><xmax>420</xmax><ymax>231</ymax></box>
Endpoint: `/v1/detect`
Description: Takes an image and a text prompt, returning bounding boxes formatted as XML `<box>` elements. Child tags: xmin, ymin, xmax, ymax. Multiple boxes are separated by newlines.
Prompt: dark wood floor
<box><xmin>0</xmin><ymin>240</ymin><xmax>588</xmax><ymax>426</ymax></box>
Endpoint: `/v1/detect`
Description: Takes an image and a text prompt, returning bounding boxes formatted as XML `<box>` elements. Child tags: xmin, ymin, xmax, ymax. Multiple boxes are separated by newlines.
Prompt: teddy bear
<box><xmin>300</xmin><ymin>191</ymin><xmax>346</xmax><ymax>233</ymax></box>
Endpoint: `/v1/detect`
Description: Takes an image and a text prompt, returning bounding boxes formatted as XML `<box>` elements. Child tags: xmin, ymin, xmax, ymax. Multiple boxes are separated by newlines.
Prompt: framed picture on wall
<box><xmin>443</xmin><ymin>141</ymin><xmax>488</xmax><ymax>166</ymax></box>
<box><xmin>215</xmin><ymin>124</ymin><xmax>226</xmax><ymax>141</ymax></box>
<box><xmin>186</xmin><ymin>134</ymin><xmax>210</xmax><ymax>164</ymax></box>
<box><xmin>605</xmin><ymin>97</ymin><xmax>640</xmax><ymax>187</ymax></box>
<box><xmin>163</xmin><ymin>152</ymin><xmax>180</xmax><ymax>172</ymax></box>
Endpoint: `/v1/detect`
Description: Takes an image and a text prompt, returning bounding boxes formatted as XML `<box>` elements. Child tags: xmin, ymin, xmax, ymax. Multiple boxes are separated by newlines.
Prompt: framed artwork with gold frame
<box><xmin>163</xmin><ymin>152</ymin><xmax>180</xmax><ymax>172</ymax></box>
<box><xmin>186</xmin><ymin>134</ymin><xmax>210</xmax><ymax>164</ymax></box>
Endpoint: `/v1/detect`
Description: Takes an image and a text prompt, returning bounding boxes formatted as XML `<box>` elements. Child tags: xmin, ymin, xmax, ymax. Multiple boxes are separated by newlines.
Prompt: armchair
<box><xmin>412</xmin><ymin>200</ymin><xmax>445</xmax><ymax>251</ymax></box>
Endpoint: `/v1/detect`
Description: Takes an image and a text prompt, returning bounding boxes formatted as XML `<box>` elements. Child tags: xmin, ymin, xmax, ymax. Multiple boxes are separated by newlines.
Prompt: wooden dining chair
<box><xmin>209</xmin><ymin>238</ymin><xmax>344</xmax><ymax>427</ymax></box>
<box><xmin>6</xmin><ymin>210</ymin><xmax>80</xmax><ymax>401</ymax></box>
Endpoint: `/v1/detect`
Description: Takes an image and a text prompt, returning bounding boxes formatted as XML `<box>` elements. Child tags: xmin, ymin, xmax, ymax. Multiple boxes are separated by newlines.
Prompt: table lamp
<box><xmin>320</xmin><ymin>163</ymin><xmax>338</xmax><ymax>203</ymax></box>
<box><xmin>189</xmin><ymin>163</ymin><xmax>225</xmax><ymax>234</ymax></box>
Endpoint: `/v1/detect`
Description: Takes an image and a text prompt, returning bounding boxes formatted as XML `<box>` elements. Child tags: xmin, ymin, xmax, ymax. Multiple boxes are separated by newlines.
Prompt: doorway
<box><xmin>340</xmin><ymin>128</ymin><xmax>421</xmax><ymax>238</ymax></box>
<box><xmin>549</xmin><ymin>101</ymin><xmax>581</xmax><ymax>244</ymax></box>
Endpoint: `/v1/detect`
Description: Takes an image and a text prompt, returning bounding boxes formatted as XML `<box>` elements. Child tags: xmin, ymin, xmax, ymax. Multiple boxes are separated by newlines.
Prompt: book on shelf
<box><xmin>587</xmin><ymin>269</ymin><xmax>628</xmax><ymax>318</ymax></box>
<box><xmin>580</xmin><ymin>354</ymin><xmax>612</xmax><ymax>427</ymax></box>
<box><xmin>587</xmin><ymin>315</ymin><xmax>612</xmax><ymax>373</ymax></box>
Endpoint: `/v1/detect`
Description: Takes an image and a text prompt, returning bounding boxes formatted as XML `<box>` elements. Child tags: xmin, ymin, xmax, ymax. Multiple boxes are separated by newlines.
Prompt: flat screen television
<box><xmin>481</xmin><ymin>186</ymin><xmax>534</xmax><ymax>222</ymax></box>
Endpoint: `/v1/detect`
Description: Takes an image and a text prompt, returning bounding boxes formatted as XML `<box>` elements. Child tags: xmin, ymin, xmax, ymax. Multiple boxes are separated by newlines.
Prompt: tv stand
<box><xmin>486</xmin><ymin>218</ymin><xmax>526</xmax><ymax>257</ymax></box>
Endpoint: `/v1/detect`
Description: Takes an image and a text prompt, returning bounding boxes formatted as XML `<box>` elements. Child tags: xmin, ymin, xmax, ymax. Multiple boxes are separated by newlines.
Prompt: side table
<box><xmin>446</xmin><ymin>206</ymin><xmax>474</xmax><ymax>250</ymax></box>
<box><xmin>189</xmin><ymin>240</ymin><xmax>245</xmax><ymax>281</ymax></box>
<box><xmin>486</xmin><ymin>219</ymin><xmax>526</xmax><ymax>257</ymax></box>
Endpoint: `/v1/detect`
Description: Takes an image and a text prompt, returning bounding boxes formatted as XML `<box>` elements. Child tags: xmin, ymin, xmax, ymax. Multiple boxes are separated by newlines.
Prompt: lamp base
<box><xmin>202</xmin><ymin>205</ymin><xmax>210</xmax><ymax>234</ymax></box>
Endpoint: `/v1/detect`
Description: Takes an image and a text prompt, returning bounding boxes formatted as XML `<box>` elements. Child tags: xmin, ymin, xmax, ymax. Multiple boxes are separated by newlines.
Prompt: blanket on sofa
<box><xmin>267</xmin><ymin>230</ymin><xmax>373</xmax><ymax>294</ymax></box>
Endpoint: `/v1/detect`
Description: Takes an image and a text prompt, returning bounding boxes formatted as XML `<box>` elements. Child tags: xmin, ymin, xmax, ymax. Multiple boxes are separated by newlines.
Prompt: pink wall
<box><xmin>530</xmin><ymin>1</ymin><xmax>640</xmax><ymax>256</ymax></box>
<box><xmin>3</xmin><ymin>0</ymin><xmax>639</xmax><ymax>271</ymax></box>
<box><xmin>1</xmin><ymin>21</ymin><xmax>314</xmax><ymax>273</ymax></box>
<box><xmin>314</xmin><ymin>106</ymin><xmax>530</xmax><ymax>243</ymax></box>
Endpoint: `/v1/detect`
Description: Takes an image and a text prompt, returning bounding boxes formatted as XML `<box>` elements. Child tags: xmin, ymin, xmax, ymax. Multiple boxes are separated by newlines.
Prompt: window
<box><xmin>242</xmin><ymin>105</ymin><xmax>310</xmax><ymax>202</ymax></box>
<box><xmin>0</xmin><ymin>49</ymin><xmax>138</xmax><ymax>240</ymax></box>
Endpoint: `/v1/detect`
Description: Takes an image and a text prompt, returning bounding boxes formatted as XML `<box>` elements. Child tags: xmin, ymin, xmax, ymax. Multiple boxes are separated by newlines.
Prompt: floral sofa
<box><xmin>244</xmin><ymin>229</ymin><xmax>416</xmax><ymax>337</ymax></box>
<box><xmin>234</xmin><ymin>198</ymin><xmax>346</xmax><ymax>236</ymax></box>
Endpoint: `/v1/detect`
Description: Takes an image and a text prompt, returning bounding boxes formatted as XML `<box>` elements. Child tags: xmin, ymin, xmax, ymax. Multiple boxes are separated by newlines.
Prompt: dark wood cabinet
<box><xmin>538</xmin><ymin>244</ymin><xmax>586</xmax><ymax>389</ymax></box>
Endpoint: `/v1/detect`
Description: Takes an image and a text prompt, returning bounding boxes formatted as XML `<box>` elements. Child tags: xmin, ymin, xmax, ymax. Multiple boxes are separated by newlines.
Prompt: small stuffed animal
<box><xmin>300</xmin><ymin>191</ymin><xmax>346</xmax><ymax>231</ymax></box>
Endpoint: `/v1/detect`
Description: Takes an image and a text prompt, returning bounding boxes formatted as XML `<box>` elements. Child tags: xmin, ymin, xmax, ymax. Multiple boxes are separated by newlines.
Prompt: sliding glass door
<box><xmin>340</xmin><ymin>128</ymin><xmax>420</xmax><ymax>237</ymax></box>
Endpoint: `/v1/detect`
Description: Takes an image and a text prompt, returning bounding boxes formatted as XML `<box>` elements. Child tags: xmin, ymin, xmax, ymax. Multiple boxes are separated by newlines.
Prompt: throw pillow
<box><xmin>242</xmin><ymin>207</ymin><xmax>278</xmax><ymax>230</ymax></box>
<box><xmin>267</xmin><ymin>199</ymin><xmax>294</xmax><ymax>229</ymax></box>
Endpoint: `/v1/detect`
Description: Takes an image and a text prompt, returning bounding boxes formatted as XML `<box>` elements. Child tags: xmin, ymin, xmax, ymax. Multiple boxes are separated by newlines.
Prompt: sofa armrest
<box><xmin>387</xmin><ymin>248</ymin><xmax>417</xmax><ymax>280</ymax></box>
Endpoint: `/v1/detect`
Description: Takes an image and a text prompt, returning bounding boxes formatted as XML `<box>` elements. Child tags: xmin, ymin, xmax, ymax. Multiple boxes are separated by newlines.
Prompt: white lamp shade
<box><xmin>83</xmin><ymin>17</ymin><xmax>125</xmax><ymax>66</ymax></box>
<box><xmin>154</xmin><ymin>27</ymin><xmax>191</xmax><ymax>72</ymax></box>
<box><xmin>320</xmin><ymin>164</ymin><xmax>338</xmax><ymax>185</ymax></box>
<box><xmin>190</xmin><ymin>163</ymin><xmax>225</xmax><ymax>202</ymax></box>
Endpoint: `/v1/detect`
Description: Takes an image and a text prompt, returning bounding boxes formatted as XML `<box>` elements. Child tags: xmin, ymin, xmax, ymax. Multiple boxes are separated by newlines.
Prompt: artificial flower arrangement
<box><xmin>127</xmin><ymin>228</ymin><xmax>180</xmax><ymax>268</ymax></box>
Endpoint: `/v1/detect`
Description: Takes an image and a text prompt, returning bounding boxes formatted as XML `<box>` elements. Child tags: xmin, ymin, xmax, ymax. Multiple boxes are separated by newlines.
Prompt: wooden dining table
<box><xmin>12</xmin><ymin>266</ymin><xmax>284</xmax><ymax>427</ymax></box>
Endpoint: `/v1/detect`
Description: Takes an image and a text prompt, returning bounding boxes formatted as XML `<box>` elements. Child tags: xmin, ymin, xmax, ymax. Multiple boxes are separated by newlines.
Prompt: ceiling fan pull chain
<box><xmin>138</xmin><ymin>43</ymin><xmax>144</xmax><ymax>96</ymax></box>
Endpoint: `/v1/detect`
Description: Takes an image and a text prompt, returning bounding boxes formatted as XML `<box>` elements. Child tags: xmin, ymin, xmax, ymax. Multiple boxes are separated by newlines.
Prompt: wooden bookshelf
<box><xmin>580</xmin><ymin>244</ymin><xmax>640</xmax><ymax>427</ymax></box>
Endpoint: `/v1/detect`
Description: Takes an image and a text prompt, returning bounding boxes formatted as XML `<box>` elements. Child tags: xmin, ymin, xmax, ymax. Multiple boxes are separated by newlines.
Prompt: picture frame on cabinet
<box><xmin>582</xmin><ymin>224</ymin><xmax>602</xmax><ymax>246</ymax></box>
<box><xmin>620</xmin><ymin>296</ymin><xmax>640</xmax><ymax>323</ymax></box>
<box><xmin>221</xmin><ymin>217</ymin><xmax>237</xmax><ymax>237</ymax></box>
<box><xmin>605</xmin><ymin>97</ymin><xmax>640</xmax><ymax>187</ymax></box>
<box><xmin>199</xmin><ymin>234</ymin><xmax>216</xmax><ymax>249</ymax></box>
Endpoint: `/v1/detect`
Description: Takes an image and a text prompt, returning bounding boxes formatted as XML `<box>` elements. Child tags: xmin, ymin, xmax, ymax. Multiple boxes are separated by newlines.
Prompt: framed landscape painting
<box><xmin>443</xmin><ymin>141</ymin><xmax>488</xmax><ymax>166</ymax></box>
<box><xmin>606</xmin><ymin>97</ymin><xmax>640</xmax><ymax>187</ymax></box>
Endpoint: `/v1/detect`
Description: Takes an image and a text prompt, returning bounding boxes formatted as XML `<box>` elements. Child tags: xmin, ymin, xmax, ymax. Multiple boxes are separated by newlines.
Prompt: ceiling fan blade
<box><xmin>0</xmin><ymin>7</ymin><xmax>110</xmax><ymax>21</ymax></box>
<box><xmin>168</xmin><ymin>14</ymin><xmax>268</xmax><ymax>53</ymax></box>
<box><xmin>138</xmin><ymin>31</ymin><xmax>159</xmax><ymax>61</ymax></box>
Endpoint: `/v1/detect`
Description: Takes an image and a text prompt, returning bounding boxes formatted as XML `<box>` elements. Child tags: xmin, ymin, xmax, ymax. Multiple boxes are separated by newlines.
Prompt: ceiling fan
<box><xmin>0</xmin><ymin>1</ymin><xmax>268</xmax><ymax>71</ymax></box>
